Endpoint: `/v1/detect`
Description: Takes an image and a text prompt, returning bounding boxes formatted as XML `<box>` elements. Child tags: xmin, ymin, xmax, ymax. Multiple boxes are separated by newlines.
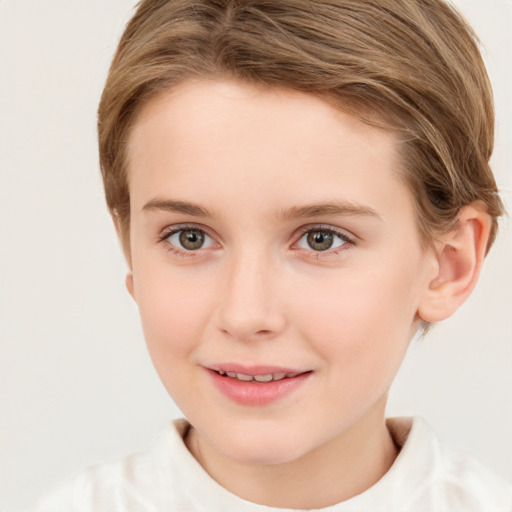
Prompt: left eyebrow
<box><xmin>141</xmin><ymin>198</ymin><xmax>211</xmax><ymax>217</ymax></box>
<box><xmin>277</xmin><ymin>201</ymin><xmax>382</xmax><ymax>221</ymax></box>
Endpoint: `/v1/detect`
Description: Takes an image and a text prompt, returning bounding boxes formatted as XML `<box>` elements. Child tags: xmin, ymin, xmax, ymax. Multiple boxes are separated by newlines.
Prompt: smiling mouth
<box><xmin>213</xmin><ymin>370</ymin><xmax>305</xmax><ymax>383</ymax></box>
<box><xmin>208</xmin><ymin>367</ymin><xmax>312</xmax><ymax>405</ymax></box>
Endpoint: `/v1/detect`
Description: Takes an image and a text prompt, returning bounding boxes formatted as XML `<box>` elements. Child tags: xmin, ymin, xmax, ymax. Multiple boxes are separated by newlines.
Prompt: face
<box><xmin>126</xmin><ymin>80</ymin><xmax>437</xmax><ymax>467</ymax></box>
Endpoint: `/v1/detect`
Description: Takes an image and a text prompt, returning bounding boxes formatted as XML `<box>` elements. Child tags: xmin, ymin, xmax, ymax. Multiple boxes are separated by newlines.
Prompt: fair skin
<box><xmin>123</xmin><ymin>79</ymin><xmax>490</xmax><ymax>509</ymax></box>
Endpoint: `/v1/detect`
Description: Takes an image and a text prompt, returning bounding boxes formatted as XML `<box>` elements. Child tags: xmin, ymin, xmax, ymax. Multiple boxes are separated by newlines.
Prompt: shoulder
<box><xmin>24</xmin><ymin>420</ymin><xmax>191</xmax><ymax>512</ymax></box>
<box><xmin>386</xmin><ymin>417</ymin><xmax>512</xmax><ymax>512</ymax></box>
<box><xmin>434</xmin><ymin>436</ymin><xmax>512</xmax><ymax>511</ymax></box>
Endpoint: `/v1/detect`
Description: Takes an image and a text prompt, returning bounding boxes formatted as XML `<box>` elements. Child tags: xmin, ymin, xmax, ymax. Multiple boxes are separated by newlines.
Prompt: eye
<box><xmin>166</xmin><ymin>228</ymin><xmax>215</xmax><ymax>251</ymax></box>
<box><xmin>297</xmin><ymin>228</ymin><xmax>350</xmax><ymax>252</ymax></box>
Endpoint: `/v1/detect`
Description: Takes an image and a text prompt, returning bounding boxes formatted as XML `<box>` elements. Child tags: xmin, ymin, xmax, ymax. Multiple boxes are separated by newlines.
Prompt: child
<box><xmin>27</xmin><ymin>0</ymin><xmax>511</xmax><ymax>510</ymax></box>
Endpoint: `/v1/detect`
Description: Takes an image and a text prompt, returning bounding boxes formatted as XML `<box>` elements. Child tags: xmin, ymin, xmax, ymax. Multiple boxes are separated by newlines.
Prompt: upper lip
<box><xmin>207</xmin><ymin>363</ymin><xmax>308</xmax><ymax>376</ymax></box>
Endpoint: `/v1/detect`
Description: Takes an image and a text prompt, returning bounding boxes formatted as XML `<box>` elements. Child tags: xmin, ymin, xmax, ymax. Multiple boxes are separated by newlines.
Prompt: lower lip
<box><xmin>208</xmin><ymin>370</ymin><xmax>311</xmax><ymax>406</ymax></box>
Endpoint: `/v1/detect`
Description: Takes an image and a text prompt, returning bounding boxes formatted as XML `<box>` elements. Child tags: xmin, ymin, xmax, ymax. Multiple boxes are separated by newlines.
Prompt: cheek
<box><xmin>291</xmin><ymin>265</ymin><xmax>419</xmax><ymax>375</ymax></box>
<box><xmin>134</xmin><ymin>268</ymin><xmax>215</xmax><ymax>357</ymax></box>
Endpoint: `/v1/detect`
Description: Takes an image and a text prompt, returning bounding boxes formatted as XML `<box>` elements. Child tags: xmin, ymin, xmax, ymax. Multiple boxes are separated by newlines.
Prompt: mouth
<box><xmin>206</xmin><ymin>365</ymin><xmax>312</xmax><ymax>406</ymax></box>
<box><xmin>213</xmin><ymin>369</ymin><xmax>305</xmax><ymax>383</ymax></box>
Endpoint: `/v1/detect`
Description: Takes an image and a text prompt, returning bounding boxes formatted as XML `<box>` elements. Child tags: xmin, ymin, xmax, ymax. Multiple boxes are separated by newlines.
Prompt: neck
<box><xmin>185</xmin><ymin>400</ymin><xmax>398</xmax><ymax>509</ymax></box>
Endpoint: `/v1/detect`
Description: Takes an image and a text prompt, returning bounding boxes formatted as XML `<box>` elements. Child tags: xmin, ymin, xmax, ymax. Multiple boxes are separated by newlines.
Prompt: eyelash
<box><xmin>158</xmin><ymin>224</ymin><xmax>355</xmax><ymax>258</ymax></box>
<box><xmin>158</xmin><ymin>224</ymin><xmax>216</xmax><ymax>258</ymax></box>
<box><xmin>294</xmin><ymin>225</ymin><xmax>355</xmax><ymax>256</ymax></box>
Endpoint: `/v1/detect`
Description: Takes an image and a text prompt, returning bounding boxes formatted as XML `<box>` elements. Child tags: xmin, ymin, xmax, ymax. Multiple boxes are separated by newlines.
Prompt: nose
<box><xmin>216</xmin><ymin>250</ymin><xmax>287</xmax><ymax>341</ymax></box>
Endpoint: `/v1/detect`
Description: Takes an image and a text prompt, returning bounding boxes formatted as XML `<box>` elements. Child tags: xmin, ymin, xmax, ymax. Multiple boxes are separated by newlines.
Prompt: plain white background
<box><xmin>0</xmin><ymin>0</ymin><xmax>510</xmax><ymax>509</ymax></box>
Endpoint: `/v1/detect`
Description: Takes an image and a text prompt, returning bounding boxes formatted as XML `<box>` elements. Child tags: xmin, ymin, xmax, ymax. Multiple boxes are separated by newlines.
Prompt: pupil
<box><xmin>179</xmin><ymin>230</ymin><xmax>204</xmax><ymax>250</ymax></box>
<box><xmin>307</xmin><ymin>231</ymin><xmax>333</xmax><ymax>251</ymax></box>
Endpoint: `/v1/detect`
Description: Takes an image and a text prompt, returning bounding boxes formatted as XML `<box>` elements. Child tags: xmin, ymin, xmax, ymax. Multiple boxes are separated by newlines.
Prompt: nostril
<box><xmin>216</xmin><ymin>293</ymin><xmax>287</xmax><ymax>340</ymax></box>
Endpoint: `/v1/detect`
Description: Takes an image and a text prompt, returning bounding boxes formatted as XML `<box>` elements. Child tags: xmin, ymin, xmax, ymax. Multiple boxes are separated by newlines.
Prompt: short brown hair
<box><xmin>98</xmin><ymin>0</ymin><xmax>504</xmax><ymax>257</ymax></box>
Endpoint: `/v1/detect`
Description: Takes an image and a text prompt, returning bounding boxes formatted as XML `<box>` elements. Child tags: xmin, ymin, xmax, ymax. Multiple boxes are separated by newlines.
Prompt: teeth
<box><xmin>254</xmin><ymin>374</ymin><xmax>273</xmax><ymax>382</ymax></box>
<box><xmin>236</xmin><ymin>373</ymin><xmax>253</xmax><ymax>381</ymax></box>
<box><xmin>218</xmin><ymin>371</ymin><xmax>301</xmax><ymax>382</ymax></box>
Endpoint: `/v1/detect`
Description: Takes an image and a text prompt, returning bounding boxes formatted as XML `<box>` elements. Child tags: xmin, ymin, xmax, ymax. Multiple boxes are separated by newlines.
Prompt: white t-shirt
<box><xmin>26</xmin><ymin>417</ymin><xmax>512</xmax><ymax>511</ymax></box>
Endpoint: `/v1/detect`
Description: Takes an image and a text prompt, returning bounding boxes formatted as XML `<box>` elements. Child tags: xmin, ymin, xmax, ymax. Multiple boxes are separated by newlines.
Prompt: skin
<box><xmin>123</xmin><ymin>79</ymin><xmax>486</xmax><ymax>508</ymax></box>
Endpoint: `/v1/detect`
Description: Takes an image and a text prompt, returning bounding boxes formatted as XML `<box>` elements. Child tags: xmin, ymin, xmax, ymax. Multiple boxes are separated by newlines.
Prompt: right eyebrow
<box><xmin>141</xmin><ymin>198</ymin><xmax>210</xmax><ymax>217</ymax></box>
<box><xmin>277</xmin><ymin>201</ymin><xmax>382</xmax><ymax>221</ymax></box>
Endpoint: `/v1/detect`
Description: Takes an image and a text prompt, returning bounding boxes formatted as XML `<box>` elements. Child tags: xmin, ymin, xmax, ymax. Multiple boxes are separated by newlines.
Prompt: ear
<box><xmin>418</xmin><ymin>203</ymin><xmax>492</xmax><ymax>323</ymax></box>
<box><xmin>111</xmin><ymin>212</ymin><xmax>136</xmax><ymax>300</ymax></box>
<box><xmin>125</xmin><ymin>272</ymin><xmax>135</xmax><ymax>300</ymax></box>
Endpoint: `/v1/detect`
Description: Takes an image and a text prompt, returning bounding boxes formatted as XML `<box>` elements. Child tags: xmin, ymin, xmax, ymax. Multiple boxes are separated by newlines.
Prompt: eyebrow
<box><xmin>142</xmin><ymin>198</ymin><xmax>210</xmax><ymax>217</ymax></box>
<box><xmin>142</xmin><ymin>198</ymin><xmax>381</xmax><ymax>221</ymax></box>
<box><xmin>277</xmin><ymin>201</ymin><xmax>382</xmax><ymax>221</ymax></box>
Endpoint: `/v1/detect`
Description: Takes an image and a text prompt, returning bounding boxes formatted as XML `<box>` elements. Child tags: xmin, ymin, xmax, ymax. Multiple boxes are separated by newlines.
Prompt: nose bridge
<box><xmin>217</xmin><ymin>246</ymin><xmax>285</xmax><ymax>340</ymax></box>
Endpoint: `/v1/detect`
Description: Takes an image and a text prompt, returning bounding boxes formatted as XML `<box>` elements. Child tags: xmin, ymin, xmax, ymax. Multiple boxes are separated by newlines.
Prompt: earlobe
<box><xmin>126</xmin><ymin>272</ymin><xmax>136</xmax><ymax>300</ymax></box>
<box><xmin>418</xmin><ymin>203</ymin><xmax>491</xmax><ymax>323</ymax></box>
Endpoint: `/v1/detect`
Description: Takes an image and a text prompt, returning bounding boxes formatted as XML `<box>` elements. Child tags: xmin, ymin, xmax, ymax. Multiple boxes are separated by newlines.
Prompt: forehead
<box><xmin>128</xmin><ymin>80</ymin><xmax>396</xmax><ymax>160</ymax></box>
<box><xmin>126</xmin><ymin>79</ymin><xmax>413</xmax><ymax>227</ymax></box>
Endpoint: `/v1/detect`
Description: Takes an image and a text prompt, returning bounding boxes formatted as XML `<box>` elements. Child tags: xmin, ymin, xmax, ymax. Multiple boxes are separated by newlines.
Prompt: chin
<box><xmin>214</xmin><ymin>428</ymin><xmax>308</xmax><ymax>466</ymax></box>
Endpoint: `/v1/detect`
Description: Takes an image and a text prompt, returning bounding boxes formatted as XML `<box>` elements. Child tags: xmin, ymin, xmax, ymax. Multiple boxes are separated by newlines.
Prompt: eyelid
<box><xmin>292</xmin><ymin>224</ymin><xmax>356</xmax><ymax>253</ymax></box>
<box><xmin>157</xmin><ymin>223</ymin><xmax>221</xmax><ymax>256</ymax></box>
<box><xmin>156</xmin><ymin>222</ymin><xmax>355</xmax><ymax>257</ymax></box>
<box><xmin>158</xmin><ymin>223</ymin><xmax>217</xmax><ymax>242</ymax></box>
<box><xmin>294</xmin><ymin>224</ymin><xmax>355</xmax><ymax>243</ymax></box>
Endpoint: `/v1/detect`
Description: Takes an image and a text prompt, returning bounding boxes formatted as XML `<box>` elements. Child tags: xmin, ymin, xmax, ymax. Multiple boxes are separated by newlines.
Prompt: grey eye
<box><xmin>168</xmin><ymin>229</ymin><xmax>213</xmax><ymax>250</ymax></box>
<box><xmin>298</xmin><ymin>229</ymin><xmax>347</xmax><ymax>252</ymax></box>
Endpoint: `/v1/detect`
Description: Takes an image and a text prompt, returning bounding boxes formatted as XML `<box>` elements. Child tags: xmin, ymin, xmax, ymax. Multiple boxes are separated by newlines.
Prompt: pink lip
<box><xmin>206</xmin><ymin>364</ymin><xmax>311</xmax><ymax>406</ymax></box>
